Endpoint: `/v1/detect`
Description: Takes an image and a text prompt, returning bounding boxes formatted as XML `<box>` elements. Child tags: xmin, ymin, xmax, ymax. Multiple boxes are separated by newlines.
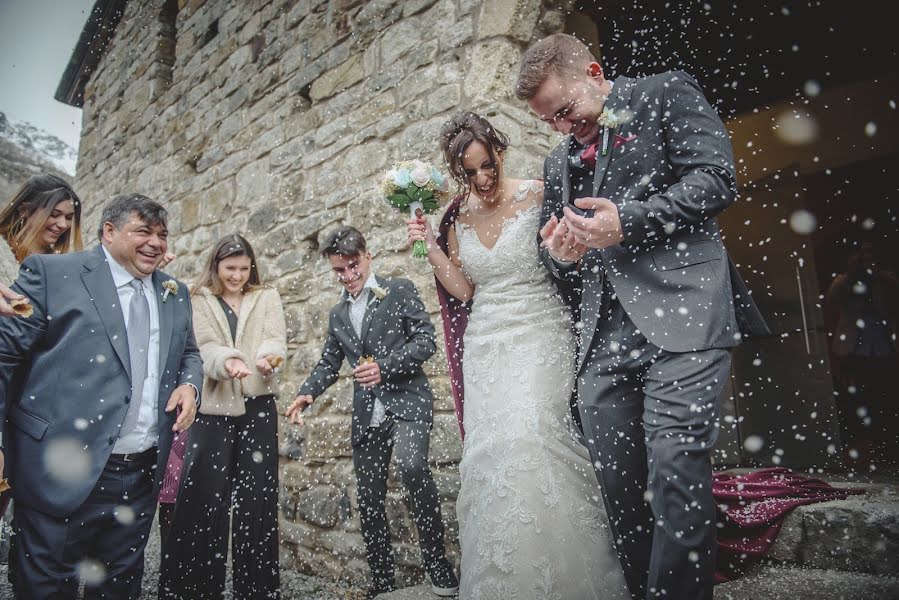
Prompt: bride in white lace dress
<box><xmin>408</xmin><ymin>112</ymin><xmax>628</xmax><ymax>599</ymax></box>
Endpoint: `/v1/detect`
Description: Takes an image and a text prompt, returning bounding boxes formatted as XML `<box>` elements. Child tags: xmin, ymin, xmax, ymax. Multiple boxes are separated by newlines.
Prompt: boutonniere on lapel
<box><xmin>162</xmin><ymin>280</ymin><xmax>178</xmax><ymax>303</ymax></box>
<box><xmin>597</xmin><ymin>107</ymin><xmax>621</xmax><ymax>157</ymax></box>
<box><xmin>371</xmin><ymin>286</ymin><xmax>388</xmax><ymax>303</ymax></box>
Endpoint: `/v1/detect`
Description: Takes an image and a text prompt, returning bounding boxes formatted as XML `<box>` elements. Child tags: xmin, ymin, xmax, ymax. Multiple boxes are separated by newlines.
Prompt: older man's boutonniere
<box><xmin>162</xmin><ymin>280</ymin><xmax>178</xmax><ymax>303</ymax></box>
<box><xmin>372</xmin><ymin>286</ymin><xmax>388</xmax><ymax>301</ymax></box>
<box><xmin>597</xmin><ymin>107</ymin><xmax>620</xmax><ymax>157</ymax></box>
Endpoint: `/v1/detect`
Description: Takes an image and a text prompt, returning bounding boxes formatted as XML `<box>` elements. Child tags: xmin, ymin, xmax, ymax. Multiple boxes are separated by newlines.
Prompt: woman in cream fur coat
<box><xmin>159</xmin><ymin>234</ymin><xmax>286</xmax><ymax>600</ymax></box>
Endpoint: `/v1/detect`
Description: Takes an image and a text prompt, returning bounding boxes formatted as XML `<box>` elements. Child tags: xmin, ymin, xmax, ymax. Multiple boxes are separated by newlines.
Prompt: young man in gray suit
<box><xmin>517</xmin><ymin>34</ymin><xmax>768</xmax><ymax>600</ymax></box>
<box><xmin>285</xmin><ymin>226</ymin><xmax>458</xmax><ymax>599</ymax></box>
<box><xmin>0</xmin><ymin>194</ymin><xmax>203</xmax><ymax>599</ymax></box>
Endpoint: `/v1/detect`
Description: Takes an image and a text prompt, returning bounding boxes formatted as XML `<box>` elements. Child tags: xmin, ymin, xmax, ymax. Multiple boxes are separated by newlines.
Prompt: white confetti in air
<box><xmin>788</xmin><ymin>209</ymin><xmax>816</xmax><ymax>234</ymax></box>
<box><xmin>852</xmin><ymin>281</ymin><xmax>868</xmax><ymax>295</ymax></box>
<box><xmin>654</xmin><ymin>307</ymin><xmax>665</xmax><ymax>318</ymax></box>
<box><xmin>44</xmin><ymin>438</ymin><xmax>91</xmax><ymax>484</ymax></box>
<box><xmin>252</xmin><ymin>451</ymin><xmax>264</xmax><ymax>464</ymax></box>
<box><xmin>688</xmin><ymin>551</ymin><xmax>700</xmax><ymax>563</ymax></box>
<box><xmin>76</xmin><ymin>559</ymin><xmax>106</xmax><ymax>586</ymax></box>
<box><xmin>803</xmin><ymin>80</ymin><xmax>821</xmax><ymax>98</ymax></box>
<box><xmin>856</xmin><ymin>319</ymin><xmax>866</xmax><ymax>329</ymax></box>
<box><xmin>114</xmin><ymin>505</ymin><xmax>136</xmax><ymax>525</ymax></box>
<box><xmin>743</xmin><ymin>435</ymin><xmax>764</xmax><ymax>454</ymax></box>
<box><xmin>74</xmin><ymin>418</ymin><xmax>89</xmax><ymax>431</ymax></box>
<box><xmin>643</xmin><ymin>490</ymin><xmax>654</xmax><ymax>503</ymax></box>
<box><xmin>774</xmin><ymin>110</ymin><xmax>819</xmax><ymax>145</ymax></box>
<box><xmin>752</xmin><ymin>358</ymin><xmax>762</xmax><ymax>367</ymax></box>
<box><xmin>861</xmin><ymin>217</ymin><xmax>875</xmax><ymax>230</ymax></box>
<box><xmin>95</xmin><ymin>354</ymin><xmax>107</xmax><ymax>364</ymax></box>
<box><xmin>663</xmin><ymin>222</ymin><xmax>677</xmax><ymax>235</ymax></box>
<box><xmin>864</xmin><ymin>122</ymin><xmax>877</xmax><ymax>137</ymax></box>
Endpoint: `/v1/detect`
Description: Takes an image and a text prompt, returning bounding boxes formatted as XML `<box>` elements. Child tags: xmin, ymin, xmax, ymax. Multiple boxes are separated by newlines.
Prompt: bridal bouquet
<box><xmin>380</xmin><ymin>160</ymin><xmax>451</xmax><ymax>258</ymax></box>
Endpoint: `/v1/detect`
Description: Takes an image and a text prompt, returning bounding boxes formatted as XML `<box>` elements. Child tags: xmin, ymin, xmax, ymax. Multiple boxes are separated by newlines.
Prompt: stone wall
<box><xmin>72</xmin><ymin>0</ymin><xmax>571</xmax><ymax>584</ymax></box>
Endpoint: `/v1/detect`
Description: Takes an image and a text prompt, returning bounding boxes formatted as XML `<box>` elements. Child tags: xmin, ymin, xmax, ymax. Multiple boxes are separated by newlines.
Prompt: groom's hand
<box><xmin>540</xmin><ymin>215</ymin><xmax>588</xmax><ymax>263</ymax></box>
<box><xmin>562</xmin><ymin>198</ymin><xmax>624</xmax><ymax>249</ymax></box>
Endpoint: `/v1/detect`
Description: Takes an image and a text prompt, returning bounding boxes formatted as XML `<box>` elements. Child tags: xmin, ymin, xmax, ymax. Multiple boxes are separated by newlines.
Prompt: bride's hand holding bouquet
<box><xmin>407</xmin><ymin>214</ymin><xmax>438</xmax><ymax>257</ymax></box>
<box><xmin>380</xmin><ymin>159</ymin><xmax>451</xmax><ymax>259</ymax></box>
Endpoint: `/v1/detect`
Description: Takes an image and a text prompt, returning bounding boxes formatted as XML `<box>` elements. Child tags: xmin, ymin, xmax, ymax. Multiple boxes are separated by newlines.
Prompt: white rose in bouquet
<box><xmin>410</xmin><ymin>164</ymin><xmax>431</xmax><ymax>187</ymax></box>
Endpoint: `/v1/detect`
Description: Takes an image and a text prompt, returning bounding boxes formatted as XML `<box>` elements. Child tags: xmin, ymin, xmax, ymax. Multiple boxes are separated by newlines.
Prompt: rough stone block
<box><xmin>298</xmin><ymin>485</ymin><xmax>341</xmax><ymax>528</ymax></box>
<box><xmin>713</xmin><ymin>566</ymin><xmax>899</xmax><ymax>600</ymax></box>
<box><xmin>179</xmin><ymin>195</ymin><xmax>202</xmax><ymax>231</ymax></box>
<box><xmin>348</xmin><ymin>92</ymin><xmax>395</xmax><ymax>131</ymax></box>
<box><xmin>463</xmin><ymin>39</ymin><xmax>521</xmax><ymax>105</ymax></box>
<box><xmin>279</xmin><ymin>516</ymin><xmax>317</xmax><ymax>548</ymax></box>
<box><xmin>304</xmin><ymin>417</ymin><xmax>353</xmax><ymax>459</ymax></box>
<box><xmin>429</xmin><ymin>413</ymin><xmax>463</xmax><ymax>465</ymax></box>
<box><xmin>310</xmin><ymin>55</ymin><xmax>364</xmax><ymax>102</ymax></box>
<box><xmin>380</xmin><ymin>18</ymin><xmax>421</xmax><ymax>65</ymax></box>
<box><xmin>476</xmin><ymin>0</ymin><xmax>541</xmax><ymax>42</ymax></box>
<box><xmin>235</xmin><ymin>159</ymin><xmax>272</xmax><ymax>202</ymax></box>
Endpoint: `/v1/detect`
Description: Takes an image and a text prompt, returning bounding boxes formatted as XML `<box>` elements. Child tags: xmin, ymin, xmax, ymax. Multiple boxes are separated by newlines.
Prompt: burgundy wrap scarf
<box><xmin>434</xmin><ymin>196</ymin><xmax>470</xmax><ymax>439</ymax></box>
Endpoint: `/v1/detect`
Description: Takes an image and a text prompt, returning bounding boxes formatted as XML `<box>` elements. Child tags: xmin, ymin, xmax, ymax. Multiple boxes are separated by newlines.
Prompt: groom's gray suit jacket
<box><xmin>298</xmin><ymin>275</ymin><xmax>437</xmax><ymax>446</ymax></box>
<box><xmin>0</xmin><ymin>245</ymin><xmax>203</xmax><ymax>517</ymax></box>
<box><xmin>540</xmin><ymin>71</ymin><xmax>769</xmax><ymax>369</ymax></box>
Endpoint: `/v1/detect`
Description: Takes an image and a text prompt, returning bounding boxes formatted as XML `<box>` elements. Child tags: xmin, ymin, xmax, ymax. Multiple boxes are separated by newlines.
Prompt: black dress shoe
<box><xmin>427</xmin><ymin>559</ymin><xmax>459</xmax><ymax>597</ymax></box>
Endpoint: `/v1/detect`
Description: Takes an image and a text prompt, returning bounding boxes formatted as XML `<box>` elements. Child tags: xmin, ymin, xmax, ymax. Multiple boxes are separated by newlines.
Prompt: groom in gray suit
<box><xmin>285</xmin><ymin>226</ymin><xmax>457</xmax><ymax>599</ymax></box>
<box><xmin>0</xmin><ymin>193</ymin><xmax>202</xmax><ymax>598</ymax></box>
<box><xmin>517</xmin><ymin>35</ymin><xmax>768</xmax><ymax>599</ymax></box>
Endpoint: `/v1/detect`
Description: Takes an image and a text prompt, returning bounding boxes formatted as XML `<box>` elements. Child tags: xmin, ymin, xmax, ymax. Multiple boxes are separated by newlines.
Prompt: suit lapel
<box><xmin>154</xmin><ymin>272</ymin><xmax>174</xmax><ymax>379</ymax></box>
<box><xmin>593</xmin><ymin>77</ymin><xmax>635</xmax><ymax>197</ymax></box>
<box><xmin>81</xmin><ymin>246</ymin><xmax>131</xmax><ymax>380</ymax></box>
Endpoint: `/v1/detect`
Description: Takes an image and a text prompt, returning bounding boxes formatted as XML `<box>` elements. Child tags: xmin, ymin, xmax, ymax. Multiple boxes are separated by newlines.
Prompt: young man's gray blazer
<box><xmin>297</xmin><ymin>275</ymin><xmax>437</xmax><ymax>446</ymax></box>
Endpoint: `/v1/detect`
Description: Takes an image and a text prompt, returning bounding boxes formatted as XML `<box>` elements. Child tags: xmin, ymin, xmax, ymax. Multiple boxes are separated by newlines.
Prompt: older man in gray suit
<box><xmin>517</xmin><ymin>34</ymin><xmax>768</xmax><ymax>600</ymax></box>
<box><xmin>0</xmin><ymin>193</ymin><xmax>202</xmax><ymax>599</ymax></box>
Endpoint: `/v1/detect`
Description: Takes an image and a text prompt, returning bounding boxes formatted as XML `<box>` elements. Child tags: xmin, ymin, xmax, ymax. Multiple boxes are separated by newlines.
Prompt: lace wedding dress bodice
<box><xmin>453</xmin><ymin>182</ymin><xmax>628</xmax><ymax>599</ymax></box>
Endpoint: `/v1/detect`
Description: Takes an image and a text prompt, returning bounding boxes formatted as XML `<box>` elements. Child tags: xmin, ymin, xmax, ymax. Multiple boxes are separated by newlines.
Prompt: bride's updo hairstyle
<box><xmin>440</xmin><ymin>111</ymin><xmax>509</xmax><ymax>201</ymax></box>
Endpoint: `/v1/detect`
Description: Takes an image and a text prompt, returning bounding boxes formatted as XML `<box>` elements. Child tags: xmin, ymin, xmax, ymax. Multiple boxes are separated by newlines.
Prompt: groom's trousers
<box><xmin>577</xmin><ymin>291</ymin><xmax>731</xmax><ymax>600</ymax></box>
<box><xmin>352</xmin><ymin>413</ymin><xmax>448</xmax><ymax>589</ymax></box>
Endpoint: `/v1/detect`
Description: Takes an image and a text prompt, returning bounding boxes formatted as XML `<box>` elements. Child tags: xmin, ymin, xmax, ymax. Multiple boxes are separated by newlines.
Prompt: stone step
<box><xmin>767</xmin><ymin>481</ymin><xmax>899</xmax><ymax>576</ymax></box>
<box><xmin>714</xmin><ymin>566</ymin><xmax>899</xmax><ymax>600</ymax></box>
<box><xmin>380</xmin><ymin>480</ymin><xmax>899</xmax><ymax>599</ymax></box>
<box><xmin>381</xmin><ymin>567</ymin><xmax>899</xmax><ymax>600</ymax></box>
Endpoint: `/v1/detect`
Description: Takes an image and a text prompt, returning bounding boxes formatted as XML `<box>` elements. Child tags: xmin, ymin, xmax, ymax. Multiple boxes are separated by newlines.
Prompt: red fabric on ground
<box><xmin>713</xmin><ymin>467</ymin><xmax>865</xmax><ymax>582</ymax></box>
